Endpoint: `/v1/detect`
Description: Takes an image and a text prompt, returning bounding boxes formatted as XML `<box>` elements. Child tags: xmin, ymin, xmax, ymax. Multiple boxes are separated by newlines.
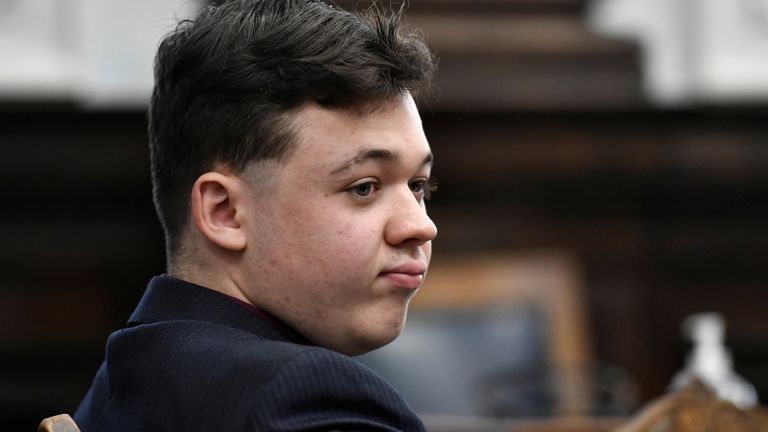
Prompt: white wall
<box><xmin>590</xmin><ymin>0</ymin><xmax>768</xmax><ymax>105</ymax></box>
<box><xmin>0</xmin><ymin>0</ymin><xmax>202</xmax><ymax>107</ymax></box>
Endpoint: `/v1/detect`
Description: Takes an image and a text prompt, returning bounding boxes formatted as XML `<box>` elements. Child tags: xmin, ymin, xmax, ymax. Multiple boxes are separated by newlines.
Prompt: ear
<box><xmin>190</xmin><ymin>172</ymin><xmax>247</xmax><ymax>251</ymax></box>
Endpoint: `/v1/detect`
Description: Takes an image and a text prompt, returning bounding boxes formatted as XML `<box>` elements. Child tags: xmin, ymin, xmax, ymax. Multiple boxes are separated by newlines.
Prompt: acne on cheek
<box><xmin>334</xmin><ymin>229</ymin><xmax>367</xmax><ymax>251</ymax></box>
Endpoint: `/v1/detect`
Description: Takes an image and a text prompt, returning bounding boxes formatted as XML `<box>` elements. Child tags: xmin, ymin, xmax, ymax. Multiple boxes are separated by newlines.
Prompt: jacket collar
<box><xmin>128</xmin><ymin>275</ymin><xmax>310</xmax><ymax>345</ymax></box>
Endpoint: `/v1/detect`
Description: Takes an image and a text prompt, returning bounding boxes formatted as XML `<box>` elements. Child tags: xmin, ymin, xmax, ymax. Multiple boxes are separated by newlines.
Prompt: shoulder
<box><xmin>249</xmin><ymin>347</ymin><xmax>425</xmax><ymax>431</ymax></box>
<box><xmin>100</xmin><ymin>320</ymin><xmax>423</xmax><ymax>431</ymax></box>
<box><xmin>108</xmin><ymin>318</ymin><xmax>302</xmax><ymax>363</ymax></box>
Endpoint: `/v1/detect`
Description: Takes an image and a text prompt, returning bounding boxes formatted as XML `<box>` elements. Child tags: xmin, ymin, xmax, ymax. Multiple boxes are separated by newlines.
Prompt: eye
<box><xmin>410</xmin><ymin>178</ymin><xmax>438</xmax><ymax>201</ymax></box>
<box><xmin>347</xmin><ymin>180</ymin><xmax>380</xmax><ymax>199</ymax></box>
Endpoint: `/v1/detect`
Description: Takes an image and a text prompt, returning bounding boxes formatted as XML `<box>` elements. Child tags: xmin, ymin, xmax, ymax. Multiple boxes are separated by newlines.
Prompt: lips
<box><xmin>380</xmin><ymin>262</ymin><xmax>427</xmax><ymax>289</ymax></box>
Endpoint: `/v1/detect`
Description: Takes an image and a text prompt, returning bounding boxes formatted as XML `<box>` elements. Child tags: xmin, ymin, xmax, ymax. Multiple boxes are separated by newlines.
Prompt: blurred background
<box><xmin>2</xmin><ymin>0</ymin><xmax>768</xmax><ymax>429</ymax></box>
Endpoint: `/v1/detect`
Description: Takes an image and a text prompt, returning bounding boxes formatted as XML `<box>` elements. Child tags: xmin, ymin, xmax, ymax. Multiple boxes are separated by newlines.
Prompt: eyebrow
<box><xmin>330</xmin><ymin>149</ymin><xmax>433</xmax><ymax>175</ymax></box>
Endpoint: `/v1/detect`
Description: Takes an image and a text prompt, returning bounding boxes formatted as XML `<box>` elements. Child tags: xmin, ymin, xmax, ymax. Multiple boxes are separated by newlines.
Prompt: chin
<box><xmin>345</xmin><ymin>337</ymin><xmax>396</xmax><ymax>357</ymax></box>
<box><xmin>349</xmin><ymin>321</ymin><xmax>406</xmax><ymax>356</ymax></box>
<box><xmin>334</xmin><ymin>305</ymin><xmax>409</xmax><ymax>355</ymax></box>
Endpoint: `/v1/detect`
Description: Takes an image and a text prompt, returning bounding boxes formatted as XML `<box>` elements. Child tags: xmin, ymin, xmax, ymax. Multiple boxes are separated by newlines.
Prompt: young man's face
<box><xmin>237</xmin><ymin>95</ymin><xmax>436</xmax><ymax>356</ymax></box>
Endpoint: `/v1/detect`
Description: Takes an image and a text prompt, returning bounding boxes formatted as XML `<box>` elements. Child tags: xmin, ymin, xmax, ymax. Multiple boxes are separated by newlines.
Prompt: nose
<box><xmin>384</xmin><ymin>191</ymin><xmax>438</xmax><ymax>247</ymax></box>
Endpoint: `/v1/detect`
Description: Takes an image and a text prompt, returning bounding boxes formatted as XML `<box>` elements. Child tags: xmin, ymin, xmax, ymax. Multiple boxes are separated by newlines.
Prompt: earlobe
<box><xmin>190</xmin><ymin>172</ymin><xmax>247</xmax><ymax>251</ymax></box>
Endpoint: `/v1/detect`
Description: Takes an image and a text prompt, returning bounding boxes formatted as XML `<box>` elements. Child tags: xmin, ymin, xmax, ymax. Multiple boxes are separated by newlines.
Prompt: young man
<box><xmin>74</xmin><ymin>0</ymin><xmax>437</xmax><ymax>431</ymax></box>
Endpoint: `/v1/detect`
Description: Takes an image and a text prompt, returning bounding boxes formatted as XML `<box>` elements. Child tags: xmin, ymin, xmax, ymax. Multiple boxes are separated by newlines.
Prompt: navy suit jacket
<box><xmin>74</xmin><ymin>276</ymin><xmax>425</xmax><ymax>431</ymax></box>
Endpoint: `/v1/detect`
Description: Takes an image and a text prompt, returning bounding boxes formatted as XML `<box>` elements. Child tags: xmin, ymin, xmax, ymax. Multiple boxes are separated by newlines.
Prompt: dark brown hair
<box><xmin>148</xmin><ymin>0</ymin><xmax>436</xmax><ymax>257</ymax></box>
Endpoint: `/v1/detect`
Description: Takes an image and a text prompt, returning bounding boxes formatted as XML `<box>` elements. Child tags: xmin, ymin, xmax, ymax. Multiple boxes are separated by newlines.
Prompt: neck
<box><xmin>169</xmin><ymin>257</ymin><xmax>254</xmax><ymax>307</ymax></box>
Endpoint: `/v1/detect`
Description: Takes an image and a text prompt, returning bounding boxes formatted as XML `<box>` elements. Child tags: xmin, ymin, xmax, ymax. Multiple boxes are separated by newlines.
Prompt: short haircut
<box><xmin>148</xmin><ymin>0</ymin><xmax>436</xmax><ymax>259</ymax></box>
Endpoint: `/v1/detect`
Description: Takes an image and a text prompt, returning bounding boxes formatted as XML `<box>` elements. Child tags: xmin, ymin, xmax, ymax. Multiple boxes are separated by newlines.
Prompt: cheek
<box><xmin>422</xmin><ymin>241</ymin><xmax>433</xmax><ymax>261</ymax></box>
<box><xmin>323</xmin><ymin>221</ymin><xmax>381</xmax><ymax>273</ymax></box>
<box><xmin>274</xmin><ymin>202</ymin><xmax>377</xmax><ymax>265</ymax></box>
<box><xmin>308</xmin><ymin>202</ymin><xmax>380</xmax><ymax>249</ymax></box>
<box><xmin>334</xmin><ymin>220</ymin><xmax>378</xmax><ymax>246</ymax></box>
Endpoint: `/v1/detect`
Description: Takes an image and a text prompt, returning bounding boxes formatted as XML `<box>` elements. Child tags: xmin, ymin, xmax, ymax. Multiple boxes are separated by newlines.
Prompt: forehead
<box><xmin>286</xmin><ymin>96</ymin><xmax>431</xmax><ymax>172</ymax></box>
